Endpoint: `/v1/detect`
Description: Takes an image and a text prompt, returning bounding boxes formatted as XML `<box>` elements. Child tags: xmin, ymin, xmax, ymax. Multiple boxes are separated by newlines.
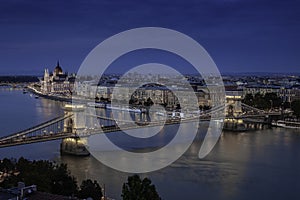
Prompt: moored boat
<box><xmin>272</xmin><ymin>120</ymin><xmax>300</xmax><ymax>129</ymax></box>
<box><xmin>87</xmin><ymin>102</ymin><xmax>106</xmax><ymax>108</ymax></box>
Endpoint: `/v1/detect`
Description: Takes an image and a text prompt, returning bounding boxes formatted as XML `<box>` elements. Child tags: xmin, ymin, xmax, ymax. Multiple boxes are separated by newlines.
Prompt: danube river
<box><xmin>0</xmin><ymin>88</ymin><xmax>300</xmax><ymax>200</ymax></box>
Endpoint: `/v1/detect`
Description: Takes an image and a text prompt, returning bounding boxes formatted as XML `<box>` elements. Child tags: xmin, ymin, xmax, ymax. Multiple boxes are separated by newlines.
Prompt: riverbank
<box><xmin>27</xmin><ymin>85</ymin><xmax>73</xmax><ymax>102</ymax></box>
<box><xmin>27</xmin><ymin>85</ymin><xmax>111</xmax><ymax>106</ymax></box>
<box><xmin>27</xmin><ymin>85</ymin><xmax>300</xmax><ymax>132</ymax></box>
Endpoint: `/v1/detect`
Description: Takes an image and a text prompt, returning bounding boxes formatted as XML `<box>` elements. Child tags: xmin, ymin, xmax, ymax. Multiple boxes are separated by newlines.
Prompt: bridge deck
<box><xmin>0</xmin><ymin>102</ymin><xmax>282</xmax><ymax>148</ymax></box>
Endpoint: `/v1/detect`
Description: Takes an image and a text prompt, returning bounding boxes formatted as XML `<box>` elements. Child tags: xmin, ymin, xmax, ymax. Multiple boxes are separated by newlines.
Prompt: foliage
<box><xmin>144</xmin><ymin>97</ymin><xmax>154</xmax><ymax>107</ymax></box>
<box><xmin>0</xmin><ymin>158</ymin><xmax>16</xmax><ymax>172</ymax></box>
<box><xmin>282</xmin><ymin>101</ymin><xmax>291</xmax><ymax>109</ymax></box>
<box><xmin>0</xmin><ymin>157</ymin><xmax>77</xmax><ymax>196</ymax></box>
<box><xmin>160</xmin><ymin>102</ymin><xmax>168</xmax><ymax>108</ymax></box>
<box><xmin>1</xmin><ymin>159</ymin><xmax>163</xmax><ymax>200</ymax></box>
<box><xmin>264</xmin><ymin>92</ymin><xmax>282</xmax><ymax>108</ymax></box>
<box><xmin>121</xmin><ymin>174</ymin><xmax>161</xmax><ymax>200</ymax></box>
<box><xmin>291</xmin><ymin>100</ymin><xmax>300</xmax><ymax>117</ymax></box>
<box><xmin>242</xmin><ymin>92</ymin><xmax>282</xmax><ymax>110</ymax></box>
<box><xmin>129</xmin><ymin>98</ymin><xmax>138</xmax><ymax>105</ymax></box>
<box><xmin>243</xmin><ymin>94</ymin><xmax>254</xmax><ymax>106</ymax></box>
<box><xmin>199</xmin><ymin>105</ymin><xmax>211</xmax><ymax>111</ymax></box>
<box><xmin>78</xmin><ymin>179</ymin><xmax>103</xmax><ymax>200</ymax></box>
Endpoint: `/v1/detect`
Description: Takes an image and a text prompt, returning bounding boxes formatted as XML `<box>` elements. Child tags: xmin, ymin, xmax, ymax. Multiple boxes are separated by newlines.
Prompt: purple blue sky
<box><xmin>0</xmin><ymin>0</ymin><xmax>299</xmax><ymax>75</ymax></box>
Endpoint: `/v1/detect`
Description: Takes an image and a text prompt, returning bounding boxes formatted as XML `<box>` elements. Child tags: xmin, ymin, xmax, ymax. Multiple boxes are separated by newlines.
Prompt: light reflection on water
<box><xmin>0</xmin><ymin>89</ymin><xmax>300</xmax><ymax>200</ymax></box>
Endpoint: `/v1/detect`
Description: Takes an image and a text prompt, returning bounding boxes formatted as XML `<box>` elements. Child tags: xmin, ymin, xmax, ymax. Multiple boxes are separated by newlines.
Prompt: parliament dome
<box><xmin>54</xmin><ymin>61</ymin><xmax>63</xmax><ymax>75</ymax></box>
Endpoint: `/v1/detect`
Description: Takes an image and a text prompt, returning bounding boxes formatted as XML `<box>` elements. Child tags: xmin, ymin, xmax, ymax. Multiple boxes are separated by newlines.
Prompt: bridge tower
<box><xmin>63</xmin><ymin>104</ymin><xmax>86</xmax><ymax>134</ymax></box>
<box><xmin>61</xmin><ymin>104</ymin><xmax>89</xmax><ymax>156</ymax></box>
<box><xmin>224</xmin><ymin>91</ymin><xmax>245</xmax><ymax>131</ymax></box>
<box><xmin>225</xmin><ymin>91</ymin><xmax>243</xmax><ymax>117</ymax></box>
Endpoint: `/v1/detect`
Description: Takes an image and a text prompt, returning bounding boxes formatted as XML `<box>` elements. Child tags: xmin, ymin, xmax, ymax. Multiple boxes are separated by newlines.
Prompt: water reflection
<box><xmin>36</xmin><ymin>97</ymin><xmax>64</xmax><ymax>119</ymax></box>
<box><xmin>0</xmin><ymin>89</ymin><xmax>300</xmax><ymax>199</ymax></box>
<box><xmin>0</xmin><ymin>90</ymin><xmax>63</xmax><ymax>160</ymax></box>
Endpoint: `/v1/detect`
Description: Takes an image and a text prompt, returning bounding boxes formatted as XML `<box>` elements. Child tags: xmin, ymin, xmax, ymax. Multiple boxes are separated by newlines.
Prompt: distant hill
<box><xmin>0</xmin><ymin>76</ymin><xmax>39</xmax><ymax>83</ymax></box>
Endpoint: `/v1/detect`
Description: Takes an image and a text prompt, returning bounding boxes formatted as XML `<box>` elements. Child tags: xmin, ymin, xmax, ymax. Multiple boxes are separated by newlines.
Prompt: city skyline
<box><xmin>0</xmin><ymin>0</ymin><xmax>300</xmax><ymax>196</ymax></box>
<box><xmin>0</xmin><ymin>0</ymin><xmax>299</xmax><ymax>75</ymax></box>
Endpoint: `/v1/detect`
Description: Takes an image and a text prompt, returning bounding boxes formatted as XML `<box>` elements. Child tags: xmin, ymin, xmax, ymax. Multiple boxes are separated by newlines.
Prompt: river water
<box><xmin>0</xmin><ymin>88</ymin><xmax>300</xmax><ymax>200</ymax></box>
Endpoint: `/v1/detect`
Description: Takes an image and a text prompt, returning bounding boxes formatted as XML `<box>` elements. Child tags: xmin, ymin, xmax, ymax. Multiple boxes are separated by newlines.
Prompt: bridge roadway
<box><xmin>0</xmin><ymin>103</ymin><xmax>281</xmax><ymax>148</ymax></box>
<box><xmin>0</xmin><ymin>113</ymin><xmax>274</xmax><ymax>148</ymax></box>
<box><xmin>0</xmin><ymin>132</ymin><xmax>74</xmax><ymax>148</ymax></box>
<box><xmin>0</xmin><ymin>113</ymin><xmax>223</xmax><ymax>148</ymax></box>
<box><xmin>0</xmin><ymin>115</ymin><xmax>72</xmax><ymax>142</ymax></box>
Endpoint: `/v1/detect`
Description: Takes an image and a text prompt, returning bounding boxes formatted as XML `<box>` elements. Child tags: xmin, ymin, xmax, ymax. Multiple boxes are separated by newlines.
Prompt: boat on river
<box><xmin>106</xmin><ymin>105</ymin><xmax>142</xmax><ymax>113</ymax></box>
<box><xmin>87</xmin><ymin>102</ymin><xmax>106</xmax><ymax>108</ymax></box>
<box><xmin>272</xmin><ymin>120</ymin><xmax>300</xmax><ymax>129</ymax></box>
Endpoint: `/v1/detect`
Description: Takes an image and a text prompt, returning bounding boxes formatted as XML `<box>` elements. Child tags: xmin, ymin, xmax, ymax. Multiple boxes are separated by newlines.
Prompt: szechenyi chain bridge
<box><xmin>0</xmin><ymin>95</ymin><xmax>282</xmax><ymax>151</ymax></box>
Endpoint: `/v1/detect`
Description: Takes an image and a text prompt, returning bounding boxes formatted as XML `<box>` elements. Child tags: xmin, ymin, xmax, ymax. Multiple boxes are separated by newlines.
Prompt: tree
<box><xmin>0</xmin><ymin>158</ymin><xmax>78</xmax><ymax>196</ymax></box>
<box><xmin>129</xmin><ymin>98</ymin><xmax>135</xmax><ymax>105</ymax></box>
<box><xmin>243</xmin><ymin>93</ymin><xmax>254</xmax><ymax>106</ymax></box>
<box><xmin>203</xmin><ymin>105</ymin><xmax>211</xmax><ymax>111</ymax></box>
<box><xmin>121</xmin><ymin>175</ymin><xmax>161</xmax><ymax>200</ymax></box>
<box><xmin>282</xmin><ymin>101</ymin><xmax>291</xmax><ymax>109</ymax></box>
<box><xmin>144</xmin><ymin>97</ymin><xmax>154</xmax><ymax>107</ymax></box>
<box><xmin>51</xmin><ymin>163</ymin><xmax>78</xmax><ymax>196</ymax></box>
<box><xmin>243</xmin><ymin>92</ymin><xmax>283</xmax><ymax>110</ymax></box>
<box><xmin>0</xmin><ymin>158</ymin><xmax>15</xmax><ymax>172</ymax></box>
<box><xmin>78</xmin><ymin>179</ymin><xmax>103</xmax><ymax>200</ymax></box>
<box><xmin>264</xmin><ymin>92</ymin><xmax>281</xmax><ymax>108</ymax></box>
<box><xmin>253</xmin><ymin>93</ymin><xmax>269</xmax><ymax>110</ymax></box>
<box><xmin>291</xmin><ymin>100</ymin><xmax>300</xmax><ymax>118</ymax></box>
<box><xmin>160</xmin><ymin>102</ymin><xmax>167</xmax><ymax>108</ymax></box>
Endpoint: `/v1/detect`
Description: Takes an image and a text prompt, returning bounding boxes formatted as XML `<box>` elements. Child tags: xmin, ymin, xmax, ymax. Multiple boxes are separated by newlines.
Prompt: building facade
<box><xmin>243</xmin><ymin>85</ymin><xmax>300</xmax><ymax>103</ymax></box>
<box><xmin>41</xmin><ymin>61</ymin><xmax>75</xmax><ymax>95</ymax></box>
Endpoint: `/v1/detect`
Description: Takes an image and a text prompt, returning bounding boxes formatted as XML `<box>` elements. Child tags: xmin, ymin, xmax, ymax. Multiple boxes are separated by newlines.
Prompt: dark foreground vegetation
<box><xmin>243</xmin><ymin>92</ymin><xmax>300</xmax><ymax>118</ymax></box>
<box><xmin>0</xmin><ymin>157</ymin><xmax>161</xmax><ymax>200</ymax></box>
<box><xmin>0</xmin><ymin>157</ymin><xmax>101</xmax><ymax>199</ymax></box>
<box><xmin>122</xmin><ymin>174</ymin><xmax>161</xmax><ymax>200</ymax></box>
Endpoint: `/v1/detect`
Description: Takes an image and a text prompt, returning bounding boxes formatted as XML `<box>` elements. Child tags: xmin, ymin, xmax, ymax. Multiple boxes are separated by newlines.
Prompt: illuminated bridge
<box><xmin>0</xmin><ymin>100</ymin><xmax>281</xmax><ymax>148</ymax></box>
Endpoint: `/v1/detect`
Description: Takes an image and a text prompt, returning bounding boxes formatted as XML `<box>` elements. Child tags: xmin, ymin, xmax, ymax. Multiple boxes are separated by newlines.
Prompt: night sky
<box><xmin>0</xmin><ymin>0</ymin><xmax>299</xmax><ymax>75</ymax></box>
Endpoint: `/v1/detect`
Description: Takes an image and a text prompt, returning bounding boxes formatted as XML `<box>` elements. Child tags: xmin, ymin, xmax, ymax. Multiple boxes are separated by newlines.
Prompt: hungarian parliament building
<box><xmin>40</xmin><ymin>61</ymin><xmax>75</xmax><ymax>95</ymax></box>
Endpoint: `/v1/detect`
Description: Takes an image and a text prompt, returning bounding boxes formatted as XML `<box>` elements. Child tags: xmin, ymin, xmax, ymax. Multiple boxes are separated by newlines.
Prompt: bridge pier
<box><xmin>61</xmin><ymin>104</ymin><xmax>89</xmax><ymax>156</ymax></box>
<box><xmin>224</xmin><ymin>117</ymin><xmax>270</xmax><ymax>132</ymax></box>
<box><xmin>224</xmin><ymin>92</ymin><xmax>282</xmax><ymax>131</ymax></box>
<box><xmin>60</xmin><ymin>137</ymin><xmax>89</xmax><ymax>156</ymax></box>
<box><xmin>224</xmin><ymin>118</ymin><xmax>247</xmax><ymax>131</ymax></box>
